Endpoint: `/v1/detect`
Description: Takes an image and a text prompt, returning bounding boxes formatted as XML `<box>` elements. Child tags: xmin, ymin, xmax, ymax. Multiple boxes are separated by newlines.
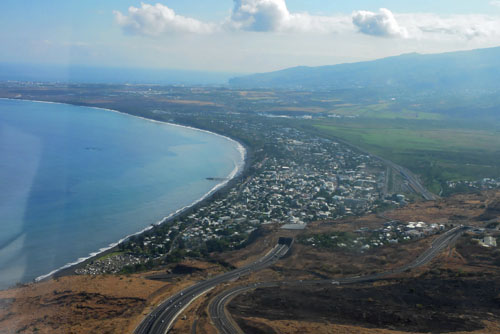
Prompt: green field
<box><xmin>327</xmin><ymin>102</ymin><xmax>444</xmax><ymax>120</ymax></box>
<box><xmin>309</xmin><ymin>119</ymin><xmax>500</xmax><ymax>194</ymax></box>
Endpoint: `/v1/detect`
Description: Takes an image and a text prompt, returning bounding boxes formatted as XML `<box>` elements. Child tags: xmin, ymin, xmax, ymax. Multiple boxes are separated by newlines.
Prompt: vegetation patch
<box><xmin>310</xmin><ymin>118</ymin><xmax>500</xmax><ymax>194</ymax></box>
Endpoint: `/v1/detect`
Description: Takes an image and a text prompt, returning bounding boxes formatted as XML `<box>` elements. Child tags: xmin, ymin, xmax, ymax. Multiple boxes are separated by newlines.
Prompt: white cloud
<box><xmin>398</xmin><ymin>13</ymin><xmax>500</xmax><ymax>40</ymax></box>
<box><xmin>352</xmin><ymin>9</ymin><xmax>500</xmax><ymax>41</ymax></box>
<box><xmin>113</xmin><ymin>3</ymin><xmax>215</xmax><ymax>35</ymax></box>
<box><xmin>114</xmin><ymin>1</ymin><xmax>351</xmax><ymax>36</ymax></box>
<box><xmin>229</xmin><ymin>0</ymin><xmax>289</xmax><ymax>31</ymax></box>
<box><xmin>490</xmin><ymin>1</ymin><xmax>500</xmax><ymax>8</ymax></box>
<box><xmin>113</xmin><ymin>2</ymin><xmax>500</xmax><ymax>44</ymax></box>
<box><xmin>352</xmin><ymin>8</ymin><xmax>408</xmax><ymax>38</ymax></box>
<box><xmin>227</xmin><ymin>0</ymin><xmax>351</xmax><ymax>33</ymax></box>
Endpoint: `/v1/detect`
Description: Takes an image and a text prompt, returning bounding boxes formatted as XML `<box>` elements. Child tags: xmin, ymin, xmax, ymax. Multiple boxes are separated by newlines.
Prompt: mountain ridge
<box><xmin>229</xmin><ymin>46</ymin><xmax>500</xmax><ymax>92</ymax></box>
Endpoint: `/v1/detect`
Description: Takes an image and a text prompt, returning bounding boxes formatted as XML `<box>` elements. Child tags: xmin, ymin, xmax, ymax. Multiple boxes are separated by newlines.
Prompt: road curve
<box><xmin>134</xmin><ymin>242</ymin><xmax>290</xmax><ymax>334</ymax></box>
<box><xmin>209</xmin><ymin>226</ymin><xmax>467</xmax><ymax>334</ymax></box>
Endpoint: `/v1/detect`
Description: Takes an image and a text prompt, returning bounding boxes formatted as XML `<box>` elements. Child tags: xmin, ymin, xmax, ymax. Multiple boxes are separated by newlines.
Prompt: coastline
<box><xmin>0</xmin><ymin>97</ymin><xmax>248</xmax><ymax>285</ymax></box>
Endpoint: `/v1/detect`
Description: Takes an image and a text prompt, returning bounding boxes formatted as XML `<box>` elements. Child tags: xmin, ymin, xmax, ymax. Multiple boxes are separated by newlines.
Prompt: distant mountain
<box><xmin>0</xmin><ymin>63</ymin><xmax>242</xmax><ymax>86</ymax></box>
<box><xmin>229</xmin><ymin>47</ymin><xmax>500</xmax><ymax>92</ymax></box>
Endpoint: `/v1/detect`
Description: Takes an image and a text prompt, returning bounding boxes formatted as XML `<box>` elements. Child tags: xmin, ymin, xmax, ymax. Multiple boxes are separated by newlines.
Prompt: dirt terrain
<box><xmin>0</xmin><ymin>275</ymin><xmax>160</xmax><ymax>334</ymax></box>
<box><xmin>229</xmin><ymin>277</ymin><xmax>500</xmax><ymax>333</ymax></box>
<box><xmin>224</xmin><ymin>191</ymin><xmax>500</xmax><ymax>334</ymax></box>
<box><xmin>385</xmin><ymin>191</ymin><xmax>499</xmax><ymax>225</ymax></box>
<box><xmin>1</xmin><ymin>191</ymin><xmax>499</xmax><ymax>334</ymax></box>
<box><xmin>0</xmin><ymin>260</ymin><xmax>224</xmax><ymax>334</ymax></box>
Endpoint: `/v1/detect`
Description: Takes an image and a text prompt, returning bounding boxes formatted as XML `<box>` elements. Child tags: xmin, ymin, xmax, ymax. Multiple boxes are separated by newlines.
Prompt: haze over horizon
<box><xmin>2</xmin><ymin>0</ymin><xmax>500</xmax><ymax>74</ymax></box>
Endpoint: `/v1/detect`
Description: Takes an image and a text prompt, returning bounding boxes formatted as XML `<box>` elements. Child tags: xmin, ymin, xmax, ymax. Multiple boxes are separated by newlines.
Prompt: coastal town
<box><xmin>76</xmin><ymin>115</ymin><xmax>410</xmax><ymax>275</ymax></box>
<box><xmin>6</xmin><ymin>83</ymin><xmax>492</xmax><ymax>277</ymax></box>
<box><xmin>4</xmin><ymin>2</ymin><xmax>500</xmax><ymax>330</ymax></box>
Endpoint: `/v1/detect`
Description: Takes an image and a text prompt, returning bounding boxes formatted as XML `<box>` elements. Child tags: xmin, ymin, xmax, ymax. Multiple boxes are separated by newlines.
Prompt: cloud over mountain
<box><xmin>405</xmin><ymin>13</ymin><xmax>500</xmax><ymax>40</ymax></box>
<box><xmin>352</xmin><ymin>8</ymin><xmax>408</xmax><ymax>38</ymax></box>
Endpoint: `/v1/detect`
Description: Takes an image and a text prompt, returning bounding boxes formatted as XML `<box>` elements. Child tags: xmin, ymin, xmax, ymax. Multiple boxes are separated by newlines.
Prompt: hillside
<box><xmin>229</xmin><ymin>46</ymin><xmax>500</xmax><ymax>93</ymax></box>
<box><xmin>1</xmin><ymin>190</ymin><xmax>499</xmax><ymax>334</ymax></box>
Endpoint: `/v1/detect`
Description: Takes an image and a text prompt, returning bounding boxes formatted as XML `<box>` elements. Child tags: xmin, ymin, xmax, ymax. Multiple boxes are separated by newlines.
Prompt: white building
<box><xmin>480</xmin><ymin>236</ymin><xmax>497</xmax><ymax>248</ymax></box>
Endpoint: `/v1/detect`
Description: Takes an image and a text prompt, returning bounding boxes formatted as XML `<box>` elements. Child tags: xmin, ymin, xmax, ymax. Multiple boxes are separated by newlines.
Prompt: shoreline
<box><xmin>0</xmin><ymin>97</ymin><xmax>248</xmax><ymax>285</ymax></box>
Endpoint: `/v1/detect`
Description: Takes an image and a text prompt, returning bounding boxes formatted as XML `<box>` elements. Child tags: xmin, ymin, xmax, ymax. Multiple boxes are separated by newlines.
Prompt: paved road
<box><xmin>385</xmin><ymin>160</ymin><xmax>439</xmax><ymax>201</ymax></box>
<box><xmin>328</xmin><ymin>137</ymin><xmax>439</xmax><ymax>201</ymax></box>
<box><xmin>134</xmin><ymin>242</ymin><xmax>290</xmax><ymax>334</ymax></box>
<box><xmin>365</xmin><ymin>150</ymin><xmax>439</xmax><ymax>201</ymax></box>
<box><xmin>209</xmin><ymin>226</ymin><xmax>467</xmax><ymax>334</ymax></box>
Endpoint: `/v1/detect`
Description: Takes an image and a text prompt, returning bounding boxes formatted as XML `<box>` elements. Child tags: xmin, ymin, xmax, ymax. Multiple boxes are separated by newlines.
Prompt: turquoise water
<box><xmin>0</xmin><ymin>99</ymin><xmax>244</xmax><ymax>289</ymax></box>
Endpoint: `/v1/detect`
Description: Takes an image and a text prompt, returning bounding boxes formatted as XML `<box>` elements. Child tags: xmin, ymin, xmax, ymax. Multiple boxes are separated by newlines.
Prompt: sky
<box><xmin>2</xmin><ymin>0</ymin><xmax>500</xmax><ymax>73</ymax></box>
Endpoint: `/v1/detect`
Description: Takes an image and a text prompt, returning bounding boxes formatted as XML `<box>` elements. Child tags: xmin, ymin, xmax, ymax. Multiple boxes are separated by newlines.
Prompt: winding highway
<box><xmin>135</xmin><ymin>140</ymin><xmax>443</xmax><ymax>334</ymax></box>
<box><xmin>209</xmin><ymin>226</ymin><xmax>468</xmax><ymax>334</ymax></box>
<box><xmin>134</xmin><ymin>242</ymin><xmax>290</xmax><ymax>334</ymax></box>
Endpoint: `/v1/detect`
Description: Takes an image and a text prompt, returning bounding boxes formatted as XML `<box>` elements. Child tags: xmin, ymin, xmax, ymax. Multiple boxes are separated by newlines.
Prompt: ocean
<box><xmin>0</xmin><ymin>99</ymin><xmax>244</xmax><ymax>290</ymax></box>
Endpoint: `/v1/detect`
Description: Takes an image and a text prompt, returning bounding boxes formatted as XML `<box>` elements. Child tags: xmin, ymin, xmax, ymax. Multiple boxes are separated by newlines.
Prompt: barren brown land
<box><xmin>225</xmin><ymin>191</ymin><xmax>500</xmax><ymax>333</ymax></box>
<box><xmin>1</xmin><ymin>191</ymin><xmax>499</xmax><ymax>334</ymax></box>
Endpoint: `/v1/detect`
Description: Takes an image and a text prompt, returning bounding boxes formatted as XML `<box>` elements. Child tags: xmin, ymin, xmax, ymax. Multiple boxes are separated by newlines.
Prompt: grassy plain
<box><xmin>327</xmin><ymin>102</ymin><xmax>444</xmax><ymax>120</ymax></box>
<box><xmin>310</xmin><ymin>118</ymin><xmax>500</xmax><ymax>194</ymax></box>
